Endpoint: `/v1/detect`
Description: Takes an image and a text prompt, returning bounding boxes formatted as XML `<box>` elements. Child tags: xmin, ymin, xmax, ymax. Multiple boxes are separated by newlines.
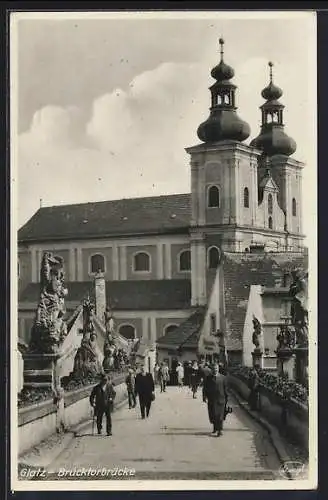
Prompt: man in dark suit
<box><xmin>203</xmin><ymin>363</ymin><xmax>228</xmax><ymax>437</ymax></box>
<box><xmin>200</xmin><ymin>362</ymin><xmax>212</xmax><ymax>402</ymax></box>
<box><xmin>90</xmin><ymin>374</ymin><xmax>116</xmax><ymax>436</ymax></box>
<box><xmin>135</xmin><ymin>365</ymin><xmax>155</xmax><ymax>419</ymax></box>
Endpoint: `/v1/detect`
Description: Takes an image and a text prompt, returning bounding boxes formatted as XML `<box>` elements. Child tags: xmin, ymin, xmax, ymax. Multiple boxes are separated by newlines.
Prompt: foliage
<box><xmin>18</xmin><ymin>368</ymin><xmax>126</xmax><ymax>409</ymax></box>
<box><xmin>18</xmin><ymin>387</ymin><xmax>54</xmax><ymax>409</ymax></box>
<box><xmin>229</xmin><ymin>365</ymin><xmax>308</xmax><ymax>405</ymax></box>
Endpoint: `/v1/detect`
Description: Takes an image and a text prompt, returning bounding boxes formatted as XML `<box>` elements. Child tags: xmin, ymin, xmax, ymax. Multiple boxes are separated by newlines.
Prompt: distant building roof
<box><xmin>222</xmin><ymin>252</ymin><xmax>308</xmax><ymax>351</ymax></box>
<box><xmin>18</xmin><ymin>193</ymin><xmax>191</xmax><ymax>243</ymax></box>
<box><xmin>19</xmin><ymin>279</ymin><xmax>192</xmax><ymax>311</ymax></box>
<box><xmin>157</xmin><ymin>307</ymin><xmax>206</xmax><ymax>349</ymax></box>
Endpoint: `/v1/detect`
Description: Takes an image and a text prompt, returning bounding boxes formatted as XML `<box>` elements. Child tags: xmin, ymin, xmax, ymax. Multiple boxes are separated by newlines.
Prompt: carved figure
<box><xmin>72</xmin><ymin>298</ymin><xmax>103</xmax><ymax>378</ymax></box>
<box><xmin>277</xmin><ymin>324</ymin><xmax>296</xmax><ymax>350</ymax></box>
<box><xmin>290</xmin><ymin>269</ymin><xmax>308</xmax><ymax>346</ymax></box>
<box><xmin>29</xmin><ymin>252</ymin><xmax>68</xmax><ymax>353</ymax></box>
<box><xmin>104</xmin><ymin>306</ymin><xmax>115</xmax><ymax>336</ymax></box>
<box><xmin>252</xmin><ymin>316</ymin><xmax>262</xmax><ymax>350</ymax></box>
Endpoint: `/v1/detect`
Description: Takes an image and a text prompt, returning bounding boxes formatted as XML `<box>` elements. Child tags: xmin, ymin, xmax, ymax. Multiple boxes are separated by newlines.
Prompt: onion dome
<box><xmin>210</xmin><ymin>38</ymin><xmax>235</xmax><ymax>81</ymax></box>
<box><xmin>250</xmin><ymin>62</ymin><xmax>296</xmax><ymax>157</ymax></box>
<box><xmin>197</xmin><ymin>38</ymin><xmax>251</xmax><ymax>144</ymax></box>
<box><xmin>261</xmin><ymin>62</ymin><xmax>283</xmax><ymax>100</ymax></box>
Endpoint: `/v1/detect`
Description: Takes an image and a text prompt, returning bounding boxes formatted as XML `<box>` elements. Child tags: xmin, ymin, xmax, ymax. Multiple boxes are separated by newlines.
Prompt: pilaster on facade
<box><xmin>156</xmin><ymin>242</ymin><xmax>164</xmax><ymax>279</ymax></box>
<box><xmin>119</xmin><ymin>246</ymin><xmax>127</xmax><ymax>280</ymax></box>
<box><xmin>198</xmin><ymin>164</ymin><xmax>206</xmax><ymax>227</ymax></box>
<box><xmin>164</xmin><ymin>243</ymin><xmax>172</xmax><ymax>279</ymax></box>
<box><xmin>190</xmin><ymin>161</ymin><xmax>199</xmax><ymax>226</ymax></box>
<box><xmin>112</xmin><ymin>243</ymin><xmax>119</xmax><ymax>280</ymax></box>
<box><xmin>150</xmin><ymin>316</ymin><xmax>157</xmax><ymax>343</ymax></box>
<box><xmin>31</xmin><ymin>248</ymin><xmax>37</xmax><ymax>283</ymax></box>
<box><xmin>69</xmin><ymin>247</ymin><xmax>75</xmax><ymax>281</ymax></box>
<box><xmin>251</xmin><ymin>161</ymin><xmax>258</xmax><ymax>226</ymax></box>
<box><xmin>76</xmin><ymin>247</ymin><xmax>83</xmax><ymax>281</ymax></box>
<box><xmin>142</xmin><ymin>315</ymin><xmax>149</xmax><ymax>341</ymax></box>
<box><xmin>190</xmin><ymin>231</ymin><xmax>206</xmax><ymax>306</ymax></box>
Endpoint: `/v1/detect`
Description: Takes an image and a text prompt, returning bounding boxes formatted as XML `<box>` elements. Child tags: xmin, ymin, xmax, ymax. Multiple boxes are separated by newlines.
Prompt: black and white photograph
<box><xmin>11</xmin><ymin>10</ymin><xmax>317</xmax><ymax>491</ymax></box>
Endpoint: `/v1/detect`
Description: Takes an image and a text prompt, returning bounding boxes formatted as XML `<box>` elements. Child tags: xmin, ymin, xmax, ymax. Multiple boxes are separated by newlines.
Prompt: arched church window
<box><xmin>224</xmin><ymin>94</ymin><xmax>230</xmax><ymax>104</ymax></box>
<box><xmin>292</xmin><ymin>198</ymin><xmax>297</xmax><ymax>216</ymax></box>
<box><xmin>268</xmin><ymin>216</ymin><xmax>273</xmax><ymax>229</ymax></box>
<box><xmin>268</xmin><ymin>194</ymin><xmax>273</xmax><ymax>215</ymax></box>
<box><xmin>90</xmin><ymin>253</ymin><xmax>105</xmax><ymax>273</ymax></box>
<box><xmin>208</xmin><ymin>185</ymin><xmax>220</xmax><ymax>208</ymax></box>
<box><xmin>208</xmin><ymin>246</ymin><xmax>221</xmax><ymax>269</ymax></box>
<box><xmin>179</xmin><ymin>250</ymin><xmax>191</xmax><ymax>272</ymax></box>
<box><xmin>133</xmin><ymin>252</ymin><xmax>151</xmax><ymax>272</ymax></box>
<box><xmin>119</xmin><ymin>324</ymin><xmax>136</xmax><ymax>340</ymax></box>
<box><xmin>244</xmin><ymin>187</ymin><xmax>249</xmax><ymax>208</ymax></box>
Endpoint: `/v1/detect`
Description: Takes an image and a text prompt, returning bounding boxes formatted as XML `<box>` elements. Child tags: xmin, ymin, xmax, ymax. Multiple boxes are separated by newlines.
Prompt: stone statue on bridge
<box><xmin>252</xmin><ymin>316</ymin><xmax>262</xmax><ymax>351</ymax></box>
<box><xmin>289</xmin><ymin>269</ymin><xmax>308</xmax><ymax>347</ymax></box>
<box><xmin>73</xmin><ymin>298</ymin><xmax>103</xmax><ymax>378</ymax></box>
<box><xmin>276</xmin><ymin>324</ymin><xmax>296</xmax><ymax>350</ymax></box>
<box><xmin>29</xmin><ymin>252</ymin><xmax>69</xmax><ymax>354</ymax></box>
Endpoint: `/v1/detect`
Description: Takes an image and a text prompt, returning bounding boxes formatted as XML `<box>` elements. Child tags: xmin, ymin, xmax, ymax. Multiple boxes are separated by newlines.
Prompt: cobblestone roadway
<box><xmin>49</xmin><ymin>386</ymin><xmax>282</xmax><ymax>480</ymax></box>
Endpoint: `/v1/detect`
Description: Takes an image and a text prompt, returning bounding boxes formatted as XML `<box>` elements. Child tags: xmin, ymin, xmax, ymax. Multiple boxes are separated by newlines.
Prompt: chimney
<box><xmin>94</xmin><ymin>271</ymin><xmax>106</xmax><ymax>321</ymax></box>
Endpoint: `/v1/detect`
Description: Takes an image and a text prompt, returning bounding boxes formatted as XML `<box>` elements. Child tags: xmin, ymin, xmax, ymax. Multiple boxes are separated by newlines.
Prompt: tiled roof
<box><xmin>222</xmin><ymin>252</ymin><xmax>308</xmax><ymax>351</ymax></box>
<box><xmin>19</xmin><ymin>279</ymin><xmax>192</xmax><ymax>311</ymax></box>
<box><xmin>18</xmin><ymin>193</ymin><xmax>191</xmax><ymax>242</ymax></box>
<box><xmin>157</xmin><ymin>307</ymin><xmax>206</xmax><ymax>349</ymax></box>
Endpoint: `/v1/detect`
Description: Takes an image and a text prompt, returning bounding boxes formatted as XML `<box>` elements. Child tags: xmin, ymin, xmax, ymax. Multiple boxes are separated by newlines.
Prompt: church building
<box><xmin>18</xmin><ymin>40</ymin><xmax>307</xmax><ymax>369</ymax></box>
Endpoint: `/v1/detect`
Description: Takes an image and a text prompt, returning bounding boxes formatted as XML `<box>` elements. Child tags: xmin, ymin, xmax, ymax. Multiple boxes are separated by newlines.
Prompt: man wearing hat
<box><xmin>125</xmin><ymin>368</ymin><xmax>136</xmax><ymax>409</ymax></box>
<box><xmin>90</xmin><ymin>374</ymin><xmax>116</xmax><ymax>436</ymax></box>
<box><xmin>203</xmin><ymin>363</ymin><xmax>228</xmax><ymax>437</ymax></box>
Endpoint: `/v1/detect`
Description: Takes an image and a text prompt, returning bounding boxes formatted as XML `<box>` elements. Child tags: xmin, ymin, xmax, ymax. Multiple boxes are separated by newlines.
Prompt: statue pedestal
<box><xmin>276</xmin><ymin>348</ymin><xmax>295</xmax><ymax>380</ymax></box>
<box><xmin>23</xmin><ymin>353</ymin><xmax>59</xmax><ymax>389</ymax></box>
<box><xmin>251</xmin><ymin>349</ymin><xmax>263</xmax><ymax>368</ymax></box>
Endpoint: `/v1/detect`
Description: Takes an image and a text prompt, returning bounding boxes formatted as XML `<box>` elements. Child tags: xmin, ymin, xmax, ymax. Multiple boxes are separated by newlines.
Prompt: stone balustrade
<box><xmin>18</xmin><ymin>374</ymin><xmax>127</xmax><ymax>456</ymax></box>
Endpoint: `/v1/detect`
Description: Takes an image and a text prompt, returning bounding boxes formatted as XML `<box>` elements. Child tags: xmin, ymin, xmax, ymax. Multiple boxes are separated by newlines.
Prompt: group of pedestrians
<box><xmin>90</xmin><ymin>359</ymin><xmax>230</xmax><ymax>438</ymax></box>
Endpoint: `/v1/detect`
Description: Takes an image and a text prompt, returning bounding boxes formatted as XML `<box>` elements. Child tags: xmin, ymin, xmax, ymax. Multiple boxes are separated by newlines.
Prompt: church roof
<box><xmin>19</xmin><ymin>279</ymin><xmax>192</xmax><ymax>311</ymax></box>
<box><xmin>18</xmin><ymin>193</ymin><xmax>191</xmax><ymax>242</ymax></box>
<box><xmin>222</xmin><ymin>252</ymin><xmax>308</xmax><ymax>351</ymax></box>
<box><xmin>157</xmin><ymin>307</ymin><xmax>206</xmax><ymax>349</ymax></box>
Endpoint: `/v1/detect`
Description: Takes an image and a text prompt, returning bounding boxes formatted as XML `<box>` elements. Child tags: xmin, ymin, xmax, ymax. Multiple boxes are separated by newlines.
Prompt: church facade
<box><xmin>18</xmin><ymin>40</ymin><xmax>307</xmax><ymax>368</ymax></box>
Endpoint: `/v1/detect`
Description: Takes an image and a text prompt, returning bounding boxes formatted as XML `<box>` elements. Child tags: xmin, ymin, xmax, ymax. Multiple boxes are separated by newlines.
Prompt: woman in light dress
<box><xmin>176</xmin><ymin>362</ymin><xmax>184</xmax><ymax>387</ymax></box>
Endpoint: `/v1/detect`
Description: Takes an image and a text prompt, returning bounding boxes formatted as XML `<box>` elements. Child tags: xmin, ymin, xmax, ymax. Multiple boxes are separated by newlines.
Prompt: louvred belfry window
<box><xmin>244</xmin><ymin>187</ymin><xmax>249</xmax><ymax>208</ymax></box>
<box><xmin>268</xmin><ymin>194</ymin><xmax>273</xmax><ymax>215</ymax></box>
<box><xmin>292</xmin><ymin>198</ymin><xmax>297</xmax><ymax>216</ymax></box>
<box><xmin>208</xmin><ymin>186</ymin><xmax>220</xmax><ymax>208</ymax></box>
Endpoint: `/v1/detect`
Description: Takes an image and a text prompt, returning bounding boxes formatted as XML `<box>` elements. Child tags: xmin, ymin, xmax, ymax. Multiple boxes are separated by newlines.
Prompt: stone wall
<box><xmin>228</xmin><ymin>374</ymin><xmax>308</xmax><ymax>452</ymax></box>
<box><xmin>18</xmin><ymin>376</ymin><xmax>127</xmax><ymax>456</ymax></box>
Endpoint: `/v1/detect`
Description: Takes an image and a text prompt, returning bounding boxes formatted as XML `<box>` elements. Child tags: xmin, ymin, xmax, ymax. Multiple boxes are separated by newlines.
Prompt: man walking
<box><xmin>90</xmin><ymin>374</ymin><xmax>116</xmax><ymax>436</ymax></box>
<box><xmin>203</xmin><ymin>363</ymin><xmax>228</xmax><ymax>437</ymax></box>
<box><xmin>125</xmin><ymin>368</ymin><xmax>136</xmax><ymax>409</ymax></box>
<box><xmin>135</xmin><ymin>365</ymin><xmax>155</xmax><ymax>419</ymax></box>
<box><xmin>200</xmin><ymin>362</ymin><xmax>212</xmax><ymax>402</ymax></box>
<box><xmin>159</xmin><ymin>362</ymin><xmax>169</xmax><ymax>393</ymax></box>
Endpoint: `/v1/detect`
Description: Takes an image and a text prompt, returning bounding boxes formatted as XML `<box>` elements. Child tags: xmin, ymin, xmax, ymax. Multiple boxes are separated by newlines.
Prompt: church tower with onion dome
<box><xmin>251</xmin><ymin>62</ymin><xmax>304</xmax><ymax>248</ymax></box>
<box><xmin>186</xmin><ymin>40</ymin><xmax>305</xmax><ymax>307</ymax></box>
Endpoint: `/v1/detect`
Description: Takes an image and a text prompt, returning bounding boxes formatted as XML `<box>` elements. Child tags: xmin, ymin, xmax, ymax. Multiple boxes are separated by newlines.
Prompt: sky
<box><xmin>11</xmin><ymin>11</ymin><xmax>317</xmax><ymax>239</ymax></box>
